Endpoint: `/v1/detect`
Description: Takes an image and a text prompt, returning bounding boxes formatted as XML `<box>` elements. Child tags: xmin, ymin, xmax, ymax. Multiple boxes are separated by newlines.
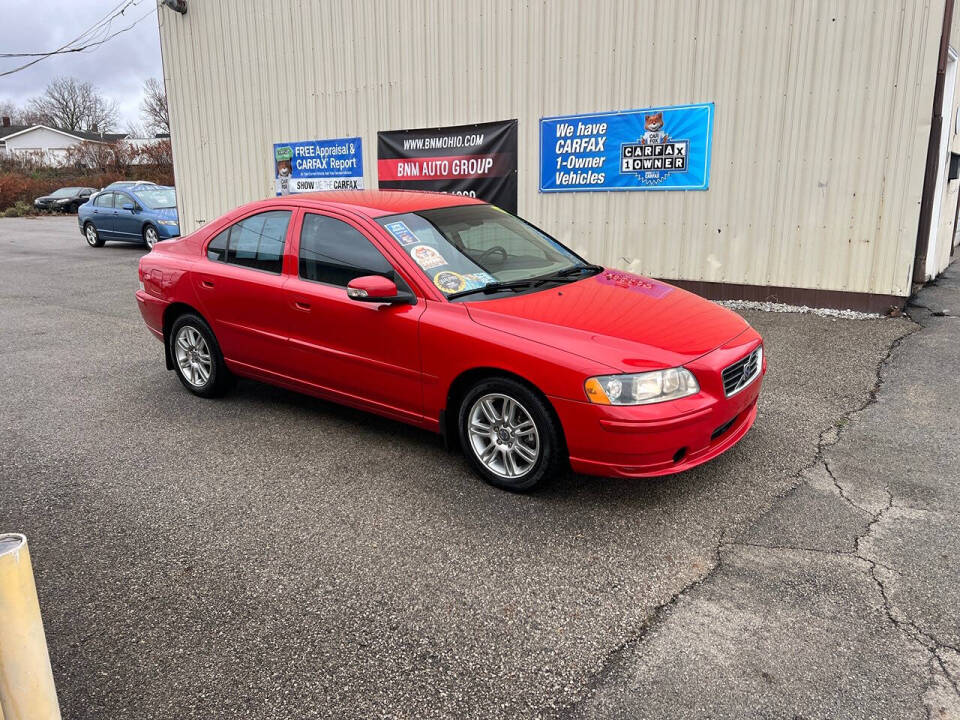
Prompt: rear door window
<box><xmin>93</xmin><ymin>193</ymin><xmax>114</xmax><ymax>208</ymax></box>
<box><xmin>206</xmin><ymin>210</ymin><xmax>291</xmax><ymax>273</ymax></box>
<box><xmin>206</xmin><ymin>229</ymin><xmax>228</xmax><ymax>261</ymax></box>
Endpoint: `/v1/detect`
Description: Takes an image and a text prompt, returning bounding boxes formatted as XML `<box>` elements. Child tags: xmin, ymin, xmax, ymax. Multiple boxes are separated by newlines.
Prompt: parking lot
<box><xmin>1</xmin><ymin>215</ymin><xmax>957</xmax><ymax>719</ymax></box>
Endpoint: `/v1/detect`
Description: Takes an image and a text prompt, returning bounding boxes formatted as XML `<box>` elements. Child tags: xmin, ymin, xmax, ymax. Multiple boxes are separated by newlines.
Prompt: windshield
<box><xmin>134</xmin><ymin>188</ymin><xmax>176</xmax><ymax>209</ymax></box>
<box><xmin>51</xmin><ymin>187</ymin><xmax>79</xmax><ymax>198</ymax></box>
<box><xmin>376</xmin><ymin>205</ymin><xmax>590</xmax><ymax>300</ymax></box>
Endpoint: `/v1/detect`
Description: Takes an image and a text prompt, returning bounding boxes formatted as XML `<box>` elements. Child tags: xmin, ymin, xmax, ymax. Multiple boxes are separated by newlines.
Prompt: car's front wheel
<box><xmin>168</xmin><ymin>313</ymin><xmax>232</xmax><ymax>398</ymax></box>
<box><xmin>457</xmin><ymin>377</ymin><xmax>565</xmax><ymax>491</ymax></box>
<box><xmin>84</xmin><ymin>222</ymin><xmax>104</xmax><ymax>247</ymax></box>
<box><xmin>144</xmin><ymin>225</ymin><xmax>159</xmax><ymax>250</ymax></box>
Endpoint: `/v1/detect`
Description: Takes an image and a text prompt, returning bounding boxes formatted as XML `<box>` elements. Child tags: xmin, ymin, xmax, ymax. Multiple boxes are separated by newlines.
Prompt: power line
<box><xmin>0</xmin><ymin>1</ymin><xmax>153</xmax><ymax>77</ymax></box>
<box><xmin>0</xmin><ymin>0</ymin><xmax>134</xmax><ymax>58</ymax></box>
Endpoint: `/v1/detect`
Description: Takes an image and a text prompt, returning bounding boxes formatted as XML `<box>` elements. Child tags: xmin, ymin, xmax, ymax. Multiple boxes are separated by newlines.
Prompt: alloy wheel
<box><xmin>174</xmin><ymin>325</ymin><xmax>212</xmax><ymax>387</ymax></box>
<box><xmin>467</xmin><ymin>393</ymin><xmax>540</xmax><ymax>479</ymax></box>
<box><xmin>145</xmin><ymin>226</ymin><xmax>158</xmax><ymax>249</ymax></box>
<box><xmin>85</xmin><ymin>225</ymin><xmax>98</xmax><ymax>246</ymax></box>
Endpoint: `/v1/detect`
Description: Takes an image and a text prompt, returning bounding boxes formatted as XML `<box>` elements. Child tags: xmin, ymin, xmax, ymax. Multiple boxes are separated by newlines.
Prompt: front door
<box><xmin>112</xmin><ymin>191</ymin><xmax>143</xmax><ymax>242</ymax></box>
<box><xmin>283</xmin><ymin>211</ymin><xmax>425</xmax><ymax>422</ymax></box>
<box><xmin>195</xmin><ymin>209</ymin><xmax>294</xmax><ymax>376</ymax></box>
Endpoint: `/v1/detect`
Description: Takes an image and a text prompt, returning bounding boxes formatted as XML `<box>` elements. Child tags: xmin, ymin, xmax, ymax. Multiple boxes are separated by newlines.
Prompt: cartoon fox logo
<box><xmin>640</xmin><ymin>112</ymin><xmax>670</xmax><ymax>145</ymax></box>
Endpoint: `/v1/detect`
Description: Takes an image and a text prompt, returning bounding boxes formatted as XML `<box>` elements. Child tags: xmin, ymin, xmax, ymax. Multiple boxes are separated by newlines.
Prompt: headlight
<box><xmin>157</xmin><ymin>220</ymin><xmax>179</xmax><ymax>227</ymax></box>
<box><xmin>584</xmin><ymin>368</ymin><xmax>700</xmax><ymax>405</ymax></box>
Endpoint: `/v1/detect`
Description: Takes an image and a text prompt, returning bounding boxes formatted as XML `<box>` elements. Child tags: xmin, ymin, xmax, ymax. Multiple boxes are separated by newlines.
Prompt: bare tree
<box><xmin>0</xmin><ymin>100</ymin><xmax>24</xmax><ymax>124</ymax></box>
<box><xmin>140</xmin><ymin>78</ymin><xmax>169</xmax><ymax>135</ymax></box>
<box><xmin>27</xmin><ymin>77</ymin><xmax>119</xmax><ymax>133</ymax></box>
<box><xmin>125</xmin><ymin>120</ymin><xmax>147</xmax><ymax>139</ymax></box>
<box><xmin>0</xmin><ymin>100</ymin><xmax>45</xmax><ymax>125</ymax></box>
<box><xmin>65</xmin><ymin>141</ymin><xmax>114</xmax><ymax>172</ymax></box>
<box><xmin>140</xmin><ymin>138</ymin><xmax>172</xmax><ymax>168</ymax></box>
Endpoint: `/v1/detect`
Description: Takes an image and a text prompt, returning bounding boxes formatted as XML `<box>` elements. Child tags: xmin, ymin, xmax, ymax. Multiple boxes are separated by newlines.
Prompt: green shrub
<box><xmin>2</xmin><ymin>201</ymin><xmax>36</xmax><ymax>218</ymax></box>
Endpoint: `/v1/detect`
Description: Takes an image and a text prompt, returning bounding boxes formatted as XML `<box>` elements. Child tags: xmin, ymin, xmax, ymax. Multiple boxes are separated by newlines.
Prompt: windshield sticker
<box><xmin>384</xmin><ymin>221</ymin><xmax>418</xmax><ymax>246</ymax></box>
<box><xmin>463</xmin><ymin>271</ymin><xmax>495</xmax><ymax>287</ymax></box>
<box><xmin>596</xmin><ymin>271</ymin><xmax>673</xmax><ymax>299</ymax></box>
<box><xmin>433</xmin><ymin>270</ymin><xmax>467</xmax><ymax>294</ymax></box>
<box><xmin>410</xmin><ymin>245</ymin><xmax>447</xmax><ymax>270</ymax></box>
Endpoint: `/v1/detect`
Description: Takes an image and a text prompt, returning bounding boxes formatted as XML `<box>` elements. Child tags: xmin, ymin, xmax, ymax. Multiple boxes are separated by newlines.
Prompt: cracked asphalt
<box><xmin>0</xmin><ymin>216</ymin><xmax>956</xmax><ymax>719</ymax></box>
<box><xmin>568</xmin><ymin>262</ymin><xmax>960</xmax><ymax>720</ymax></box>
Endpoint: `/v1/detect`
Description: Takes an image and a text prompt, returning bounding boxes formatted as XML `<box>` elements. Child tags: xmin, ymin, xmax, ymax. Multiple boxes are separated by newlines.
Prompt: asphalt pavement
<box><xmin>0</xmin><ymin>215</ymin><xmax>955</xmax><ymax>719</ymax></box>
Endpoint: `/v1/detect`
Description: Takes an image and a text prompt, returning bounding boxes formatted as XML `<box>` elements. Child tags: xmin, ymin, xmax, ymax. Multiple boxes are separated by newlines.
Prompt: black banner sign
<box><xmin>377</xmin><ymin>119</ymin><xmax>518</xmax><ymax>213</ymax></box>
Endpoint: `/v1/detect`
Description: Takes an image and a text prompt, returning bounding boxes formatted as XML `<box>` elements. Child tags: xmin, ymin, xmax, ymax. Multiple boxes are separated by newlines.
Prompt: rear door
<box><xmin>195</xmin><ymin>209</ymin><xmax>296</xmax><ymax>376</ymax></box>
<box><xmin>90</xmin><ymin>192</ymin><xmax>117</xmax><ymax>237</ymax></box>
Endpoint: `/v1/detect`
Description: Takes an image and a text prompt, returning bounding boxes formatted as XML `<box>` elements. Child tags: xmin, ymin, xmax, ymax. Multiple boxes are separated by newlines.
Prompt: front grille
<box><xmin>721</xmin><ymin>346</ymin><xmax>762</xmax><ymax>397</ymax></box>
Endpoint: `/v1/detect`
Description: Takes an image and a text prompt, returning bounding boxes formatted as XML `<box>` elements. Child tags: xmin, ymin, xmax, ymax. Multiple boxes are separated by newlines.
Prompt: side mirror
<box><xmin>122</xmin><ymin>203</ymin><xmax>136</xmax><ymax>212</ymax></box>
<box><xmin>346</xmin><ymin>275</ymin><xmax>413</xmax><ymax>304</ymax></box>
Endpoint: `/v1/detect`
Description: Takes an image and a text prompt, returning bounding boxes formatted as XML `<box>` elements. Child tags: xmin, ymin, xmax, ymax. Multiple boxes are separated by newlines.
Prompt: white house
<box><xmin>0</xmin><ymin>121</ymin><xmax>127</xmax><ymax>166</ymax></box>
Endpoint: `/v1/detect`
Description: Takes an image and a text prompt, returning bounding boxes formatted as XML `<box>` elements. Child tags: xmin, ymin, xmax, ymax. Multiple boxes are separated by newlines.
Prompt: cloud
<box><xmin>0</xmin><ymin>0</ymin><xmax>162</xmax><ymax>130</ymax></box>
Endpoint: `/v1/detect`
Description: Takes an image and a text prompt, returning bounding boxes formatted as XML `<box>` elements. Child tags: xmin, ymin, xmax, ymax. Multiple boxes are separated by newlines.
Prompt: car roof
<box><xmin>274</xmin><ymin>190</ymin><xmax>487</xmax><ymax>218</ymax></box>
<box><xmin>107</xmin><ymin>181</ymin><xmax>157</xmax><ymax>188</ymax></box>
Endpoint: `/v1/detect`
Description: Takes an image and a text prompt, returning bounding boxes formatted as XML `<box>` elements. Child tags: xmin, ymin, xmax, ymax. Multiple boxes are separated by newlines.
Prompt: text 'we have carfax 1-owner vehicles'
<box><xmin>136</xmin><ymin>190</ymin><xmax>765</xmax><ymax>491</ymax></box>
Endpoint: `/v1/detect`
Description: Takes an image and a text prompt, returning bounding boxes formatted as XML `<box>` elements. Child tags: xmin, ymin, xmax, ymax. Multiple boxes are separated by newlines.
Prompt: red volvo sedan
<box><xmin>136</xmin><ymin>191</ymin><xmax>764</xmax><ymax>491</ymax></box>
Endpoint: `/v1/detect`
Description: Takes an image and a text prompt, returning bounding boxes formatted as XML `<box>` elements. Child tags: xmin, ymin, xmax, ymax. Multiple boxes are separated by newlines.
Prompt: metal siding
<box><xmin>159</xmin><ymin>0</ymin><xmax>945</xmax><ymax>297</ymax></box>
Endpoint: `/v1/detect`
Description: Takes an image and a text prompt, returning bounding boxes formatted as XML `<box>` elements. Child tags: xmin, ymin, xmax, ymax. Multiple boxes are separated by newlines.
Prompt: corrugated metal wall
<box><xmin>939</xmin><ymin>5</ymin><xmax>960</xmax><ymax>275</ymax></box>
<box><xmin>158</xmin><ymin>0</ymin><xmax>945</xmax><ymax>298</ymax></box>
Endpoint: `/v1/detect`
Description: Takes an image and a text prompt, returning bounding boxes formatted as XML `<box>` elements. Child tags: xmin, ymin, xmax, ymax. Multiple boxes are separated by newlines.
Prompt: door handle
<box><xmin>294</xmin><ymin>301</ymin><xmax>311</xmax><ymax>311</ymax></box>
<box><xmin>200</xmin><ymin>279</ymin><xmax>215</xmax><ymax>288</ymax></box>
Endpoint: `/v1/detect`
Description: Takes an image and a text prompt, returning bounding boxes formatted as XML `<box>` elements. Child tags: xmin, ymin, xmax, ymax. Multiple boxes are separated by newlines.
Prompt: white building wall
<box><xmin>3</xmin><ymin>126</ymin><xmax>82</xmax><ymax>166</ymax></box>
<box><xmin>158</xmin><ymin>0</ymin><xmax>947</xmax><ymax>298</ymax></box>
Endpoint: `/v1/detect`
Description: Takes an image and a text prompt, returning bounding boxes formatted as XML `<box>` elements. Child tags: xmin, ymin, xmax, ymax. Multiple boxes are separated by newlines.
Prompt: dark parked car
<box><xmin>34</xmin><ymin>187</ymin><xmax>96</xmax><ymax>213</ymax></box>
<box><xmin>78</xmin><ymin>185</ymin><xmax>179</xmax><ymax>250</ymax></box>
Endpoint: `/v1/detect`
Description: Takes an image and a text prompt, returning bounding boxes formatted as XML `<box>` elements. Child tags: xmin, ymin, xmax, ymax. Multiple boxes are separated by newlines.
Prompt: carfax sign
<box><xmin>273</xmin><ymin>137</ymin><xmax>363</xmax><ymax>195</ymax></box>
<box><xmin>539</xmin><ymin>103</ymin><xmax>713</xmax><ymax>192</ymax></box>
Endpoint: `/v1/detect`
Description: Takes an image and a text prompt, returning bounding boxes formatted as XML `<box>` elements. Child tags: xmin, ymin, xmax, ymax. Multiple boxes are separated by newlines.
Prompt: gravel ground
<box><xmin>0</xmin><ymin>216</ymin><xmax>943</xmax><ymax>719</ymax></box>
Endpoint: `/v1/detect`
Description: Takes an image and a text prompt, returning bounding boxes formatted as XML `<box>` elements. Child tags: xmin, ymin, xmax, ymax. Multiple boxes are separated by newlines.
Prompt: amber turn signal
<box><xmin>583</xmin><ymin>378</ymin><xmax>611</xmax><ymax>405</ymax></box>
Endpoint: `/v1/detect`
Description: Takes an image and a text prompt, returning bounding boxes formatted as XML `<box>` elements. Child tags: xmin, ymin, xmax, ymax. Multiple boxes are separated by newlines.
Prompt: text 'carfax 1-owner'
<box><xmin>539</xmin><ymin>103</ymin><xmax>713</xmax><ymax>192</ymax></box>
<box><xmin>273</xmin><ymin>137</ymin><xmax>364</xmax><ymax>195</ymax></box>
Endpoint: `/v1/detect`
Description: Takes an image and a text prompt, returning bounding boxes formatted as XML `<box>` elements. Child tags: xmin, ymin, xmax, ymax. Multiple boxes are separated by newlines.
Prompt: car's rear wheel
<box><xmin>144</xmin><ymin>225</ymin><xmax>159</xmax><ymax>250</ymax></box>
<box><xmin>457</xmin><ymin>377</ymin><xmax>565</xmax><ymax>491</ymax></box>
<box><xmin>168</xmin><ymin>313</ymin><xmax>232</xmax><ymax>398</ymax></box>
<box><xmin>84</xmin><ymin>222</ymin><xmax>103</xmax><ymax>247</ymax></box>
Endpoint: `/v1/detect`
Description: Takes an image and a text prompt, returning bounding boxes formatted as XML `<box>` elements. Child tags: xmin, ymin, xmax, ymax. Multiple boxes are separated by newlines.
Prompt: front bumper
<box><xmin>155</xmin><ymin>223</ymin><xmax>180</xmax><ymax>239</ymax></box>
<box><xmin>553</xmin><ymin>333</ymin><xmax>766</xmax><ymax>478</ymax></box>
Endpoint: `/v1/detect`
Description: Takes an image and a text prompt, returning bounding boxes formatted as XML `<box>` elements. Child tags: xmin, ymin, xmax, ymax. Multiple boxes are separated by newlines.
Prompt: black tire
<box><xmin>83</xmin><ymin>222</ymin><xmax>104</xmax><ymax>247</ymax></box>
<box><xmin>457</xmin><ymin>377</ymin><xmax>566</xmax><ymax>491</ymax></box>
<box><xmin>168</xmin><ymin>312</ymin><xmax>232</xmax><ymax>398</ymax></box>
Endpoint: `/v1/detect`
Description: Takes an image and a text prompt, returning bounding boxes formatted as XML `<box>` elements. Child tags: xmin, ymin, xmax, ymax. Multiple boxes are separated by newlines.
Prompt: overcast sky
<box><xmin>0</xmin><ymin>0</ymin><xmax>162</xmax><ymax>131</ymax></box>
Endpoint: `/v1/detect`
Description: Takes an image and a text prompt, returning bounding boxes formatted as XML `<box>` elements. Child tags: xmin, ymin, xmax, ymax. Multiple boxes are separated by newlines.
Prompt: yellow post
<box><xmin>0</xmin><ymin>534</ymin><xmax>61</xmax><ymax>720</ymax></box>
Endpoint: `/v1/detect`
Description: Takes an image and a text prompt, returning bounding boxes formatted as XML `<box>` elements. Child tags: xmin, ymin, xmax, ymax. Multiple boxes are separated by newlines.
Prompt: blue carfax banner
<box><xmin>539</xmin><ymin>103</ymin><xmax>713</xmax><ymax>192</ymax></box>
<box><xmin>273</xmin><ymin>137</ymin><xmax>363</xmax><ymax>195</ymax></box>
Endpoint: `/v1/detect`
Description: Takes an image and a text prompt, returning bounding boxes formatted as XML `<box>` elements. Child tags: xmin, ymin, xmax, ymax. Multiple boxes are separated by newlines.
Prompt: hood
<box><xmin>464</xmin><ymin>270</ymin><xmax>749</xmax><ymax>372</ymax></box>
<box><xmin>149</xmin><ymin>207</ymin><xmax>179</xmax><ymax>223</ymax></box>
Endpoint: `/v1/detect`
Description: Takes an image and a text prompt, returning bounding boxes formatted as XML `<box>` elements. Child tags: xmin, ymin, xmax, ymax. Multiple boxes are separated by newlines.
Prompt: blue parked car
<box><xmin>78</xmin><ymin>185</ymin><xmax>179</xmax><ymax>250</ymax></box>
